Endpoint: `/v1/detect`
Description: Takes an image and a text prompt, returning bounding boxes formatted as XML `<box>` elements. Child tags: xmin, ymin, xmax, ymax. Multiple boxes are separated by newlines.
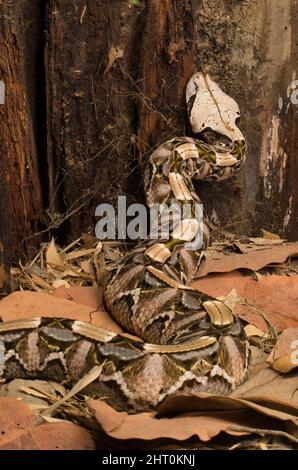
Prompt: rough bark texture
<box><xmin>137</xmin><ymin>0</ymin><xmax>198</xmax><ymax>155</ymax></box>
<box><xmin>0</xmin><ymin>153</ymin><xmax>11</xmax><ymax>295</ymax></box>
<box><xmin>0</xmin><ymin>0</ymin><xmax>297</xmax><ymax>263</ymax></box>
<box><xmin>192</xmin><ymin>0</ymin><xmax>298</xmax><ymax>239</ymax></box>
<box><xmin>0</xmin><ymin>2</ymin><xmax>41</xmax><ymax>246</ymax></box>
<box><xmin>45</xmin><ymin>0</ymin><xmax>144</xmax><ymax>240</ymax></box>
<box><xmin>0</xmin><ymin>1</ymin><xmax>43</xmax><ymax>259</ymax></box>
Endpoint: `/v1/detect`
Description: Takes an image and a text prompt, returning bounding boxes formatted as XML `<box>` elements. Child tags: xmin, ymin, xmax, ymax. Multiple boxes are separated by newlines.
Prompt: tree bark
<box><xmin>0</xmin><ymin>1</ymin><xmax>43</xmax><ymax>260</ymax></box>
<box><xmin>45</xmin><ymin>0</ymin><xmax>145</xmax><ymax>240</ymax></box>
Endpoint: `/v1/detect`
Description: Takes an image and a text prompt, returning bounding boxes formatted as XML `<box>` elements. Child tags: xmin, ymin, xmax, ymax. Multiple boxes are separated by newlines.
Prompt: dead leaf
<box><xmin>1</xmin><ymin>379</ymin><xmax>62</xmax><ymax>408</ymax></box>
<box><xmin>222</xmin><ymin>288</ymin><xmax>239</xmax><ymax>312</ymax></box>
<box><xmin>46</xmin><ymin>238</ymin><xmax>64</xmax><ymax>272</ymax></box>
<box><xmin>87</xmin><ymin>375</ymin><xmax>298</xmax><ymax>443</ymax></box>
<box><xmin>0</xmin><ymin>397</ymin><xmax>95</xmax><ymax>449</ymax></box>
<box><xmin>80</xmin><ymin>259</ymin><xmax>93</xmax><ymax>274</ymax></box>
<box><xmin>255</xmin><ymin>272</ymin><xmax>263</xmax><ymax>281</ymax></box>
<box><xmin>168</xmin><ymin>39</ymin><xmax>185</xmax><ymax>63</ymax></box>
<box><xmin>249</xmin><ymin>237</ymin><xmax>285</xmax><ymax>246</ymax></box>
<box><xmin>261</xmin><ymin>229</ymin><xmax>281</xmax><ymax>240</ymax></box>
<box><xmin>196</xmin><ymin>242</ymin><xmax>298</xmax><ymax>278</ymax></box>
<box><xmin>87</xmin><ymin>399</ymin><xmax>250</xmax><ymax>442</ymax></box>
<box><xmin>267</xmin><ymin>328</ymin><xmax>298</xmax><ymax>373</ymax></box>
<box><xmin>105</xmin><ymin>45</ymin><xmax>124</xmax><ymax>73</ymax></box>
<box><xmin>60</xmin><ymin>236</ymin><xmax>83</xmax><ymax>254</ymax></box>
<box><xmin>52</xmin><ymin>285</ymin><xmax>102</xmax><ymax>308</ymax></box>
<box><xmin>232</xmin><ymin>364</ymin><xmax>298</xmax><ymax>409</ymax></box>
<box><xmin>245</xmin><ymin>324</ymin><xmax>270</xmax><ymax>338</ymax></box>
<box><xmin>64</xmin><ymin>248</ymin><xmax>95</xmax><ymax>261</ymax></box>
<box><xmin>52</xmin><ymin>279</ymin><xmax>71</xmax><ymax>289</ymax></box>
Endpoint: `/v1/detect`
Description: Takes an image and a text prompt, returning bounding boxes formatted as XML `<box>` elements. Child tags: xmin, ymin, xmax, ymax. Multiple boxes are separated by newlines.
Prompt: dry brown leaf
<box><xmin>196</xmin><ymin>242</ymin><xmax>298</xmax><ymax>278</ymax></box>
<box><xmin>87</xmin><ymin>400</ymin><xmax>250</xmax><ymax>442</ymax></box>
<box><xmin>0</xmin><ymin>397</ymin><xmax>95</xmax><ymax>449</ymax></box>
<box><xmin>267</xmin><ymin>328</ymin><xmax>298</xmax><ymax>373</ymax></box>
<box><xmin>52</xmin><ymin>279</ymin><xmax>71</xmax><ymax>289</ymax></box>
<box><xmin>60</xmin><ymin>236</ymin><xmax>82</xmax><ymax>254</ymax></box>
<box><xmin>64</xmin><ymin>248</ymin><xmax>95</xmax><ymax>261</ymax></box>
<box><xmin>1</xmin><ymin>379</ymin><xmax>60</xmax><ymax>408</ymax></box>
<box><xmin>261</xmin><ymin>229</ymin><xmax>281</xmax><ymax>240</ymax></box>
<box><xmin>28</xmin><ymin>272</ymin><xmax>52</xmax><ymax>290</ymax></box>
<box><xmin>81</xmin><ymin>233</ymin><xmax>97</xmax><ymax>248</ymax></box>
<box><xmin>94</xmin><ymin>242</ymin><xmax>103</xmax><ymax>270</ymax></box>
<box><xmin>232</xmin><ymin>364</ymin><xmax>298</xmax><ymax>409</ymax></box>
<box><xmin>52</xmin><ymin>285</ymin><xmax>102</xmax><ymax>308</ymax></box>
<box><xmin>105</xmin><ymin>45</ymin><xmax>124</xmax><ymax>73</ymax></box>
<box><xmin>168</xmin><ymin>39</ymin><xmax>185</xmax><ymax>63</ymax></box>
<box><xmin>244</xmin><ymin>324</ymin><xmax>270</xmax><ymax>338</ymax></box>
<box><xmin>255</xmin><ymin>272</ymin><xmax>264</xmax><ymax>281</ymax></box>
<box><xmin>46</xmin><ymin>238</ymin><xmax>64</xmax><ymax>272</ymax></box>
<box><xmin>249</xmin><ymin>237</ymin><xmax>285</xmax><ymax>246</ymax></box>
<box><xmin>80</xmin><ymin>259</ymin><xmax>93</xmax><ymax>275</ymax></box>
<box><xmin>222</xmin><ymin>288</ymin><xmax>239</xmax><ymax>312</ymax></box>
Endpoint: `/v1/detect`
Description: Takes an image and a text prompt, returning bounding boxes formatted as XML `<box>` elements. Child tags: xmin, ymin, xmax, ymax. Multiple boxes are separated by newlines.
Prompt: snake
<box><xmin>0</xmin><ymin>73</ymin><xmax>250</xmax><ymax>412</ymax></box>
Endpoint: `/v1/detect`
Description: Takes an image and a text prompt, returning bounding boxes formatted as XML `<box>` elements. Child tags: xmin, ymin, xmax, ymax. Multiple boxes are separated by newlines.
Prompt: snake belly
<box><xmin>0</xmin><ymin>73</ymin><xmax>250</xmax><ymax>411</ymax></box>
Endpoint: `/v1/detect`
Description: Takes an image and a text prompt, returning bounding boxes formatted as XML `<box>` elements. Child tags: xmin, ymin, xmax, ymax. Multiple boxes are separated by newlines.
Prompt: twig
<box><xmin>228</xmin><ymin>425</ymin><xmax>298</xmax><ymax>445</ymax></box>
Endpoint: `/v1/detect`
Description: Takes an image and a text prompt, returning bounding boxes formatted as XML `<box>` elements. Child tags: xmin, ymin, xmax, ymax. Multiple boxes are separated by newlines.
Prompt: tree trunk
<box><xmin>0</xmin><ymin>1</ymin><xmax>43</xmax><ymax>260</ymax></box>
<box><xmin>0</xmin><ymin>2</ymin><xmax>42</xmax><ymax>249</ymax></box>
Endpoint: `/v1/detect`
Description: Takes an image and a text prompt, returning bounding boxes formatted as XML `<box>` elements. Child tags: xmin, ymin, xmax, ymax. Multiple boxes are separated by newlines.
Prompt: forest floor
<box><xmin>0</xmin><ymin>232</ymin><xmax>297</xmax><ymax>450</ymax></box>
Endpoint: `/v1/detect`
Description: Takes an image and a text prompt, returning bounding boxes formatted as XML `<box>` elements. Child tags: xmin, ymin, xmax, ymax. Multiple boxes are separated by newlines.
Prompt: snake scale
<box><xmin>0</xmin><ymin>73</ymin><xmax>250</xmax><ymax>412</ymax></box>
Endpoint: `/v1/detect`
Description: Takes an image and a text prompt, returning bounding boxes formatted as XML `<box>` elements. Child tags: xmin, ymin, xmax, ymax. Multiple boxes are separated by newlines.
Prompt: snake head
<box><xmin>186</xmin><ymin>72</ymin><xmax>245</xmax><ymax>146</ymax></box>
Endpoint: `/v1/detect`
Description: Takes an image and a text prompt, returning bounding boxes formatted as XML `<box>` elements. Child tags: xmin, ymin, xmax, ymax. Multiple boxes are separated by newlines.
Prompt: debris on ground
<box><xmin>0</xmin><ymin>234</ymin><xmax>297</xmax><ymax>450</ymax></box>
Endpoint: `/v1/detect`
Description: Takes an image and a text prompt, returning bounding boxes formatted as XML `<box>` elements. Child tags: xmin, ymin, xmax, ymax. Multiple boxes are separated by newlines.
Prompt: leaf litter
<box><xmin>0</xmin><ymin>234</ymin><xmax>297</xmax><ymax>449</ymax></box>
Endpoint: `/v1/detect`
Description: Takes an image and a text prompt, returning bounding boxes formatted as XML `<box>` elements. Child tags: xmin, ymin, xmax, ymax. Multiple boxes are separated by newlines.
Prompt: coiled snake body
<box><xmin>0</xmin><ymin>73</ymin><xmax>249</xmax><ymax>411</ymax></box>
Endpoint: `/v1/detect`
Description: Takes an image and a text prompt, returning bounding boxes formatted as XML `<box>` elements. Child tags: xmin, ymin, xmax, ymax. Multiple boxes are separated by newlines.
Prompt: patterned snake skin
<box><xmin>0</xmin><ymin>73</ymin><xmax>249</xmax><ymax>411</ymax></box>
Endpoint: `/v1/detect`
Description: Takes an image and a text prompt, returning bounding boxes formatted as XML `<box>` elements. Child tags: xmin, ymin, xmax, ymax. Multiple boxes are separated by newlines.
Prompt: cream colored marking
<box><xmin>101</xmin><ymin>370</ymin><xmax>135</xmax><ymax>401</ymax></box>
<box><xmin>186</xmin><ymin>72</ymin><xmax>244</xmax><ymax>142</ymax></box>
<box><xmin>146</xmin><ymin>265</ymin><xmax>196</xmax><ymax>291</ymax></box>
<box><xmin>0</xmin><ymin>341</ymin><xmax>5</xmax><ymax>375</ymax></box>
<box><xmin>72</xmin><ymin>321</ymin><xmax>117</xmax><ymax>342</ymax></box>
<box><xmin>144</xmin><ymin>336</ymin><xmax>216</xmax><ymax>354</ymax></box>
<box><xmin>202</xmin><ymin>301</ymin><xmax>234</xmax><ymax>326</ymax></box>
<box><xmin>210</xmin><ymin>364</ymin><xmax>235</xmax><ymax>387</ymax></box>
<box><xmin>158</xmin><ymin>371</ymin><xmax>208</xmax><ymax>403</ymax></box>
<box><xmin>3</xmin><ymin>348</ymin><xmax>67</xmax><ymax>373</ymax></box>
<box><xmin>0</xmin><ymin>318</ymin><xmax>41</xmax><ymax>333</ymax></box>
<box><xmin>176</xmin><ymin>143</ymin><xmax>198</xmax><ymax>160</ymax></box>
<box><xmin>169</xmin><ymin>172</ymin><xmax>193</xmax><ymax>201</ymax></box>
<box><xmin>171</xmin><ymin>218</ymin><xmax>199</xmax><ymax>242</ymax></box>
<box><xmin>145</xmin><ymin>243</ymin><xmax>171</xmax><ymax>264</ymax></box>
<box><xmin>215</xmin><ymin>153</ymin><xmax>238</xmax><ymax>167</ymax></box>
